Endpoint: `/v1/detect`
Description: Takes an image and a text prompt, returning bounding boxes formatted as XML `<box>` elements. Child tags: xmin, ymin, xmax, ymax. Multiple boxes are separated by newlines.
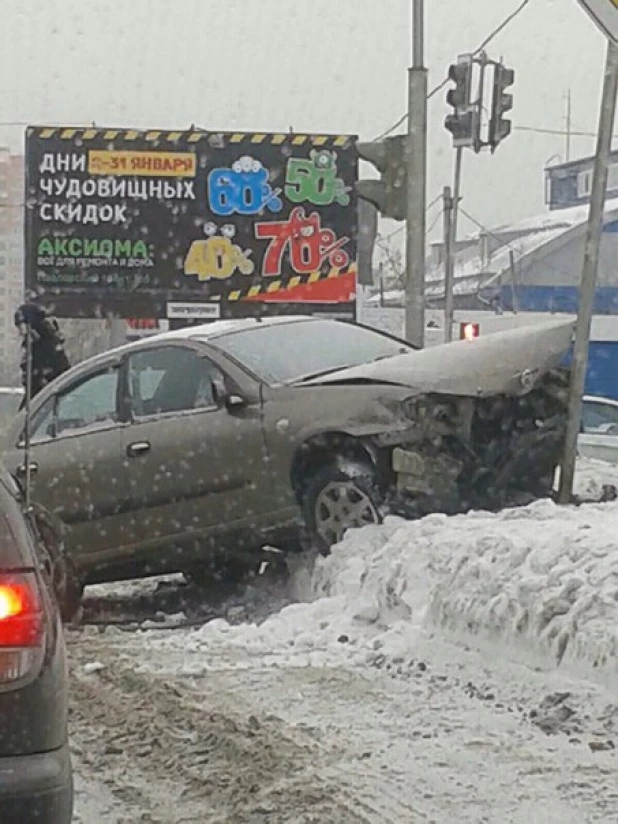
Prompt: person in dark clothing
<box><xmin>14</xmin><ymin>303</ymin><xmax>71</xmax><ymax>409</ymax></box>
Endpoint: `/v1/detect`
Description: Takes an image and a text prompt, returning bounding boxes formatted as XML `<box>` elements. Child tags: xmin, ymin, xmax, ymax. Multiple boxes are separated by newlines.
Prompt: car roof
<box><xmin>67</xmin><ymin>315</ymin><xmax>322</xmax><ymax>368</ymax></box>
<box><xmin>6</xmin><ymin>315</ymin><xmax>325</xmax><ymax>404</ymax></box>
<box><xmin>583</xmin><ymin>395</ymin><xmax>618</xmax><ymax>406</ymax></box>
<box><xmin>161</xmin><ymin>314</ymin><xmax>317</xmax><ymax>342</ymax></box>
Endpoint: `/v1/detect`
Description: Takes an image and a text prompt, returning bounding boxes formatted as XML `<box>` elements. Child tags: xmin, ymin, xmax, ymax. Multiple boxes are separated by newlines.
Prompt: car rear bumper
<box><xmin>0</xmin><ymin>743</ymin><xmax>73</xmax><ymax>824</ymax></box>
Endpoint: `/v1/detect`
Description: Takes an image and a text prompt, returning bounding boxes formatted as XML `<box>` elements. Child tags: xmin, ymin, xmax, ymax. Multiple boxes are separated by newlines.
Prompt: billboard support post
<box><xmin>557</xmin><ymin>38</ymin><xmax>618</xmax><ymax>503</ymax></box>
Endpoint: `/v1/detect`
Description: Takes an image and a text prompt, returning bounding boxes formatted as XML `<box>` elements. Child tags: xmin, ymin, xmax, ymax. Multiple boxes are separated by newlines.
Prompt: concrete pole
<box><xmin>405</xmin><ymin>0</ymin><xmax>428</xmax><ymax>347</ymax></box>
<box><xmin>442</xmin><ymin>186</ymin><xmax>454</xmax><ymax>343</ymax></box>
<box><xmin>444</xmin><ymin>147</ymin><xmax>463</xmax><ymax>342</ymax></box>
<box><xmin>557</xmin><ymin>39</ymin><xmax>618</xmax><ymax>503</ymax></box>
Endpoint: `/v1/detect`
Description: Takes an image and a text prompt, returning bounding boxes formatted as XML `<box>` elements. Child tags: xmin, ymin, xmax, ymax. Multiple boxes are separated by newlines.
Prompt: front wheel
<box><xmin>30</xmin><ymin>504</ymin><xmax>84</xmax><ymax>623</ymax></box>
<box><xmin>302</xmin><ymin>464</ymin><xmax>383</xmax><ymax>553</ymax></box>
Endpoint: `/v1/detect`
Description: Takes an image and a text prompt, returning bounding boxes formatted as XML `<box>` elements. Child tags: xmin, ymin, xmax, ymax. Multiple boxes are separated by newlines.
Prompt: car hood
<box><xmin>301</xmin><ymin>320</ymin><xmax>574</xmax><ymax>397</ymax></box>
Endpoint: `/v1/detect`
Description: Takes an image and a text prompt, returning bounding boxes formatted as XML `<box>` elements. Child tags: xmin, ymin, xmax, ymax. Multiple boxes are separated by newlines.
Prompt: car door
<box><xmin>6</xmin><ymin>364</ymin><xmax>133</xmax><ymax>570</ymax></box>
<box><xmin>117</xmin><ymin>342</ymin><xmax>270</xmax><ymax>550</ymax></box>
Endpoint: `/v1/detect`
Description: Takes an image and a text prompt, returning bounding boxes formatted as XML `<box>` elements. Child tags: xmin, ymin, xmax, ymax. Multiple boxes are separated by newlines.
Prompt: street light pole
<box><xmin>405</xmin><ymin>0</ymin><xmax>428</xmax><ymax>347</ymax></box>
<box><xmin>557</xmin><ymin>38</ymin><xmax>618</xmax><ymax>503</ymax></box>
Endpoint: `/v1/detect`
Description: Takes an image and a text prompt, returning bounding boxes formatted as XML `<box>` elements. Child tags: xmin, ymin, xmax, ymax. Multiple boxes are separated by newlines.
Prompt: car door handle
<box><xmin>127</xmin><ymin>441</ymin><xmax>150</xmax><ymax>458</ymax></box>
<box><xmin>15</xmin><ymin>462</ymin><xmax>38</xmax><ymax>477</ymax></box>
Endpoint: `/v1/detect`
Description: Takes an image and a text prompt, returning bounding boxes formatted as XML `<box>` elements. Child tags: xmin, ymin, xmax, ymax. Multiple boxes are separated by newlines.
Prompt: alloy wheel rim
<box><xmin>314</xmin><ymin>480</ymin><xmax>379</xmax><ymax>546</ymax></box>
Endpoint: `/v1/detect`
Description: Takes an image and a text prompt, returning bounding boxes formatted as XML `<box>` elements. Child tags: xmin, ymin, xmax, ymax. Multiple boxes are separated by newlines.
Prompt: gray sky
<box><xmin>0</xmin><ymin>0</ymin><xmax>607</xmax><ymax>236</ymax></box>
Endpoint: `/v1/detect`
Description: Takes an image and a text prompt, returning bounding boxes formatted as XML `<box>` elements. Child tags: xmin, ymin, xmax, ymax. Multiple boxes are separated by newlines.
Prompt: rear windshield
<box><xmin>0</xmin><ymin>501</ymin><xmax>28</xmax><ymax>568</ymax></box>
<box><xmin>208</xmin><ymin>319</ymin><xmax>412</xmax><ymax>384</ymax></box>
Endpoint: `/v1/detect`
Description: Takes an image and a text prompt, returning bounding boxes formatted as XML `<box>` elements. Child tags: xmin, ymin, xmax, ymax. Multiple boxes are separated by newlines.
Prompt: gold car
<box><xmin>3</xmin><ymin>316</ymin><xmax>573</xmax><ymax>618</ymax></box>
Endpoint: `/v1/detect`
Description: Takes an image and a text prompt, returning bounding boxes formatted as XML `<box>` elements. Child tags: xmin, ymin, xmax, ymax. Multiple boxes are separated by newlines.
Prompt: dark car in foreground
<box><xmin>0</xmin><ymin>467</ymin><xmax>72</xmax><ymax>822</ymax></box>
<box><xmin>2</xmin><ymin>315</ymin><xmax>572</xmax><ymax>616</ymax></box>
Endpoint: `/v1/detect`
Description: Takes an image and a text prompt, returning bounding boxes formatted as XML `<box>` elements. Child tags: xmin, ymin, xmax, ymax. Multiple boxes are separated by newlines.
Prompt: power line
<box><xmin>378</xmin><ymin>192</ymin><xmax>442</xmax><ymax>242</ymax></box>
<box><xmin>514</xmin><ymin>124</ymin><xmax>599</xmax><ymax>138</ymax></box>
<box><xmin>374</xmin><ymin>0</ymin><xmax>532</xmax><ymax>141</ymax></box>
<box><xmin>427</xmin><ymin>208</ymin><xmax>442</xmax><ymax>236</ymax></box>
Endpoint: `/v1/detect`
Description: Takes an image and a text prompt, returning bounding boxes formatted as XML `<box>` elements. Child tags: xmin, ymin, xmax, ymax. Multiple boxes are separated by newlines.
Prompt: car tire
<box><xmin>54</xmin><ymin>555</ymin><xmax>85</xmax><ymax>624</ymax></box>
<box><xmin>302</xmin><ymin>463</ymin><xmax>383</xmax><ymax>554</ymax></box>
<box><xmin>31</xmin><ymin>505</ymin><xmax>84</xmax><ymax>623</ymax></box>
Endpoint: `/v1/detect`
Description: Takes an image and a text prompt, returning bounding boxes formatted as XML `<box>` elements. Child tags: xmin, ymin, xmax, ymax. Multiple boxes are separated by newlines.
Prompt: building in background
<box><xmin>545</xmin><ymin>152</ymin><xmax>618</xmax><ymax>212</ymax></box>
<box><xmin>0</xmin><ymin>149</ymin><xmax>24</xmax><ymax>385</ymax></box>
<box><xmin>359</xmin><ymin>153</ymin><xmax>618</xmax><ymax>399</ymax></box>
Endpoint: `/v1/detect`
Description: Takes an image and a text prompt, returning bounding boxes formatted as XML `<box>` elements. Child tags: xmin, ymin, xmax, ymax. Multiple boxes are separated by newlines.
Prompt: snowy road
<box><xmin>69</xmin><ymin>461</ymin><xmax>618</xmax><ymax>823</ymax></box>
<box><xmin>70</xmin><ymin>626</ymin><xmax>617</xmax><ymax>824</ymax></box>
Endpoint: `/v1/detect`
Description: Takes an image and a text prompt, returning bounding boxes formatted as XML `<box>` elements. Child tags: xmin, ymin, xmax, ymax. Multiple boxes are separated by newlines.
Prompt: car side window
<box><xmin>582</xmin><ymin>401</ymin><xmax>618</xmax><ymax>433</ymax></box>
<box><xmin>55</xmin><ymin>369</ymin><xmax>119</xmax><ymax>435</ymax></box>
<box><xmin>30</xmin><ymin>398</ymin><xmax>55</xmax><ymax>443</ymax></box>
<box><xmin>127</xmin><ymin>346</ymin><xmax>221</xmax><ymax>419</ymax></box>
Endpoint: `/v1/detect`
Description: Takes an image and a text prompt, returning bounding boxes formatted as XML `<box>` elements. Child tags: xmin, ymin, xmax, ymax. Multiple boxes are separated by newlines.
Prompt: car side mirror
<box><xmin>225</xmin><ymin>393</ymin><xmax>247</xmax><ymax>411</ymax></box>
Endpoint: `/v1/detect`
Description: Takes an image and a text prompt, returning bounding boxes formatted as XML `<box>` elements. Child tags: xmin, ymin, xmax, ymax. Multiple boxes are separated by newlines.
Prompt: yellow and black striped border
<box><xmin>201</xmin><ymin>263</ymin><xmax>357</xmax><ymax>302</ymax></box>
<box><xmin>26</xmin><ymin>126</ymin><xmax>354</xmax><ymax>149</ymax></box>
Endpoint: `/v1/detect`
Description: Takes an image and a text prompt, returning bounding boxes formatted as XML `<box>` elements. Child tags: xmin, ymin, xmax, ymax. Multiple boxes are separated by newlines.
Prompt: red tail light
<box><xmin>0</xmin><ymin>573</ymin><xmax>44</xmax><ymax>689</ymax></box>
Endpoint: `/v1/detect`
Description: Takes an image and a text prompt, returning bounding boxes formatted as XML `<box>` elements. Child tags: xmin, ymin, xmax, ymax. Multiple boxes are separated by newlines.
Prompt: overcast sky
<box><xmin>0</xmin><ymin>0</ymin><xmax>607</xmax><ymax>236</ymax></box>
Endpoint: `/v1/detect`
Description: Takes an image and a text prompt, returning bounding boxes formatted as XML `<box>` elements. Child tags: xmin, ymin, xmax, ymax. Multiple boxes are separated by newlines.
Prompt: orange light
<box><xmin>0</xmin><ymin>584</ymin><xmax>24</xmax><ymax>621</ymax></box>
<box><xmin>460</xmin><ymin>322</ymin><xmax>480</xmax><ymax>341</ymax></box>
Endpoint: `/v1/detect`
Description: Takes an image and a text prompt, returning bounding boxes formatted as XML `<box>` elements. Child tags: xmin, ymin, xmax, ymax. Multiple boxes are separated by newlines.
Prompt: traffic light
<box><xmin>356</xmin><ymin>135</ymin><xmax>407</xmax><ymax>222</ymax></box>
<box><xmin>488</xmin><ymin>64</ymin><xmax>515</xmax><ymax>152</ymax></box>
<box><xmin>460</xmin><ymin>322</ymin><xmax>480</xmax><ymax>341</ymax></box>
<box><xmin>444</xmin><ymin>56</ymin><xmax>477</xmax><ymax>149</ymax></box>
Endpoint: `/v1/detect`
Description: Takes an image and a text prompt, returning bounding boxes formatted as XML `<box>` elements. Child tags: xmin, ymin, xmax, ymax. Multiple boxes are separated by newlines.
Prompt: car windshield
<box><xmin>207</xmin><ymin>319</ymin><xmax>413</xmax><ymax>384</ymax></box>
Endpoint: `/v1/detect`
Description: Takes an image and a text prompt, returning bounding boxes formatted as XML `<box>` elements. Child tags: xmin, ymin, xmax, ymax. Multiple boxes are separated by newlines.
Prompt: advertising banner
<box><xmin>25</xmin><ymin>127</ymin><xmax>358</xmax><ymax>318</ymax></box>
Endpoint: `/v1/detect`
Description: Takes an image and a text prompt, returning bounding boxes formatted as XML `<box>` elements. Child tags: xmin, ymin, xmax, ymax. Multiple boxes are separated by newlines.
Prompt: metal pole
<box><xmin>509</xmin><ymin>249</ymin><xmax>519</xmax><ymax>313</ymax></box>
<box><xmin>23</xmin><ymin>323</ymin><xmax>33</xmax><ymax>511</ymax></box>
<box><xmin>405</xmin><ymin>0</ymin><xmax>428</xmax><ymax>347</ymax></box>
<box><xmin>444</xmin><ymin>147</ymin><xmax>463</xmax><ymax>342</ymax></box>
<box><xmin>442</xmin><ymin>186</ymin><xmax>454</xmax><ymax>343</ymax></box>
<box><xmin>565</xmin><ymin>88</ymin><xmax>572</xmax><ymax>163</ymax></box>
<box><xmin>557</xmin><ymin>39</ymin><xmax>618</xmax><ymax>504</ymax></box>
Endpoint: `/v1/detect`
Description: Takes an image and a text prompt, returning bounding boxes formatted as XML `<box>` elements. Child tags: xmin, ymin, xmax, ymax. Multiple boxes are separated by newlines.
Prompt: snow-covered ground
<box><xmin>71</xmin><ymin>457</ymin><xmax>618</xmax><ymax>822</ymax></box>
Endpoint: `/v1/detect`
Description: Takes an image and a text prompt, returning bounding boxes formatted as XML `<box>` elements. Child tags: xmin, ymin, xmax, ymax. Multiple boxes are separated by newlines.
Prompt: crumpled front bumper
<box><xmin>386</xmin><ymin>370</ymin><xmax>570</xmax><ymax>518</ymax></box>
<box><xmin>391</xmin><ymin>446</ymin><xmax>463</xmax><ymax>513</ymax></box>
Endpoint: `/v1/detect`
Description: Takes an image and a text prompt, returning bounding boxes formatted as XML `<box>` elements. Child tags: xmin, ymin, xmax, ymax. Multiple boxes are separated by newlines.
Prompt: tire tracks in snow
<box><xmin>68</xmin><ymin>635</ymin><xmax>390</xmax><ymax>824</ymax></box>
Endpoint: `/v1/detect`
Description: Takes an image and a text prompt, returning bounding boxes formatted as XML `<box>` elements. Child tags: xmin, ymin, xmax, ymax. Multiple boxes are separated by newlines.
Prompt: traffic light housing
<box><xmin>356</xmin><ymin>135</ymin><xmax>407</xmax><ymax>222</ymax></box>
<box><xmin>488</xmin><ymin>64</ymin><xmax>515</xmax><ymax>152</ymax></box>
<box><xmin>460</xmin><ymin>322</ymin><xmax>480</xmax><ymax>341</ymax></box>
<box><xmin>444</xmin><ymin>56</ymin><xmax>477</xmax><ymax>149</ymax></box>
<box><xmin>357</xmin><ymin>199</ymin><xmax>378</xmax><ymax>286</ymax></box>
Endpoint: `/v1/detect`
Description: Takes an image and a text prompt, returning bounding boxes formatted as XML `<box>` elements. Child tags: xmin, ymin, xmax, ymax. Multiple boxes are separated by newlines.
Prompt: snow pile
<box><xmin>309</xmin><ymin>501</ymin><xmax>618</xmax><ymax>685</ymax></box>
<box><xmin>425</xmin><ymin>500</ymin><xmax>618</xmax><ymax>683</ymax></box>
<box><xmin>123</xmin><ymin>459</ymin><xmax>618</xmax><ymax>687</ymax></box>
<box><xmin>141</xmin><ymin>498</ymin><xmax>617</xmax><ymax>690</ymax></box>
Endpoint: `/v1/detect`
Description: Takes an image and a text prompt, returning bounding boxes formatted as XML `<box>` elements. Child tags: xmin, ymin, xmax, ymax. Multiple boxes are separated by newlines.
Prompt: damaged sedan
<box><xmin>2</xmin><ymin>316</ymin><xmax>572</xmax><ymax>616</ymax></box>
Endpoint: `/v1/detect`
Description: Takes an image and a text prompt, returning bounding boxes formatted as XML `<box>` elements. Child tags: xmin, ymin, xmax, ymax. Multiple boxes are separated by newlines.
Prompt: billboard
<box><xmin>25</xmin><ymin>127</ymin><xmax>358</xmax><ymax>319</ymax></box>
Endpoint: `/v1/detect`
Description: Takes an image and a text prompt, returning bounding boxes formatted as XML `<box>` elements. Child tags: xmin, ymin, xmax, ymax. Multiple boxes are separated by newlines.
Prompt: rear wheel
<box><xmin>302</xmin><ymin>464</ymin><xmax>382</xmax><ymax>553</ymax></box>
<box><xmin>53</xmin><ymin>554</ymin><xmax>84</xmax><ymax>624</ymax></box>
